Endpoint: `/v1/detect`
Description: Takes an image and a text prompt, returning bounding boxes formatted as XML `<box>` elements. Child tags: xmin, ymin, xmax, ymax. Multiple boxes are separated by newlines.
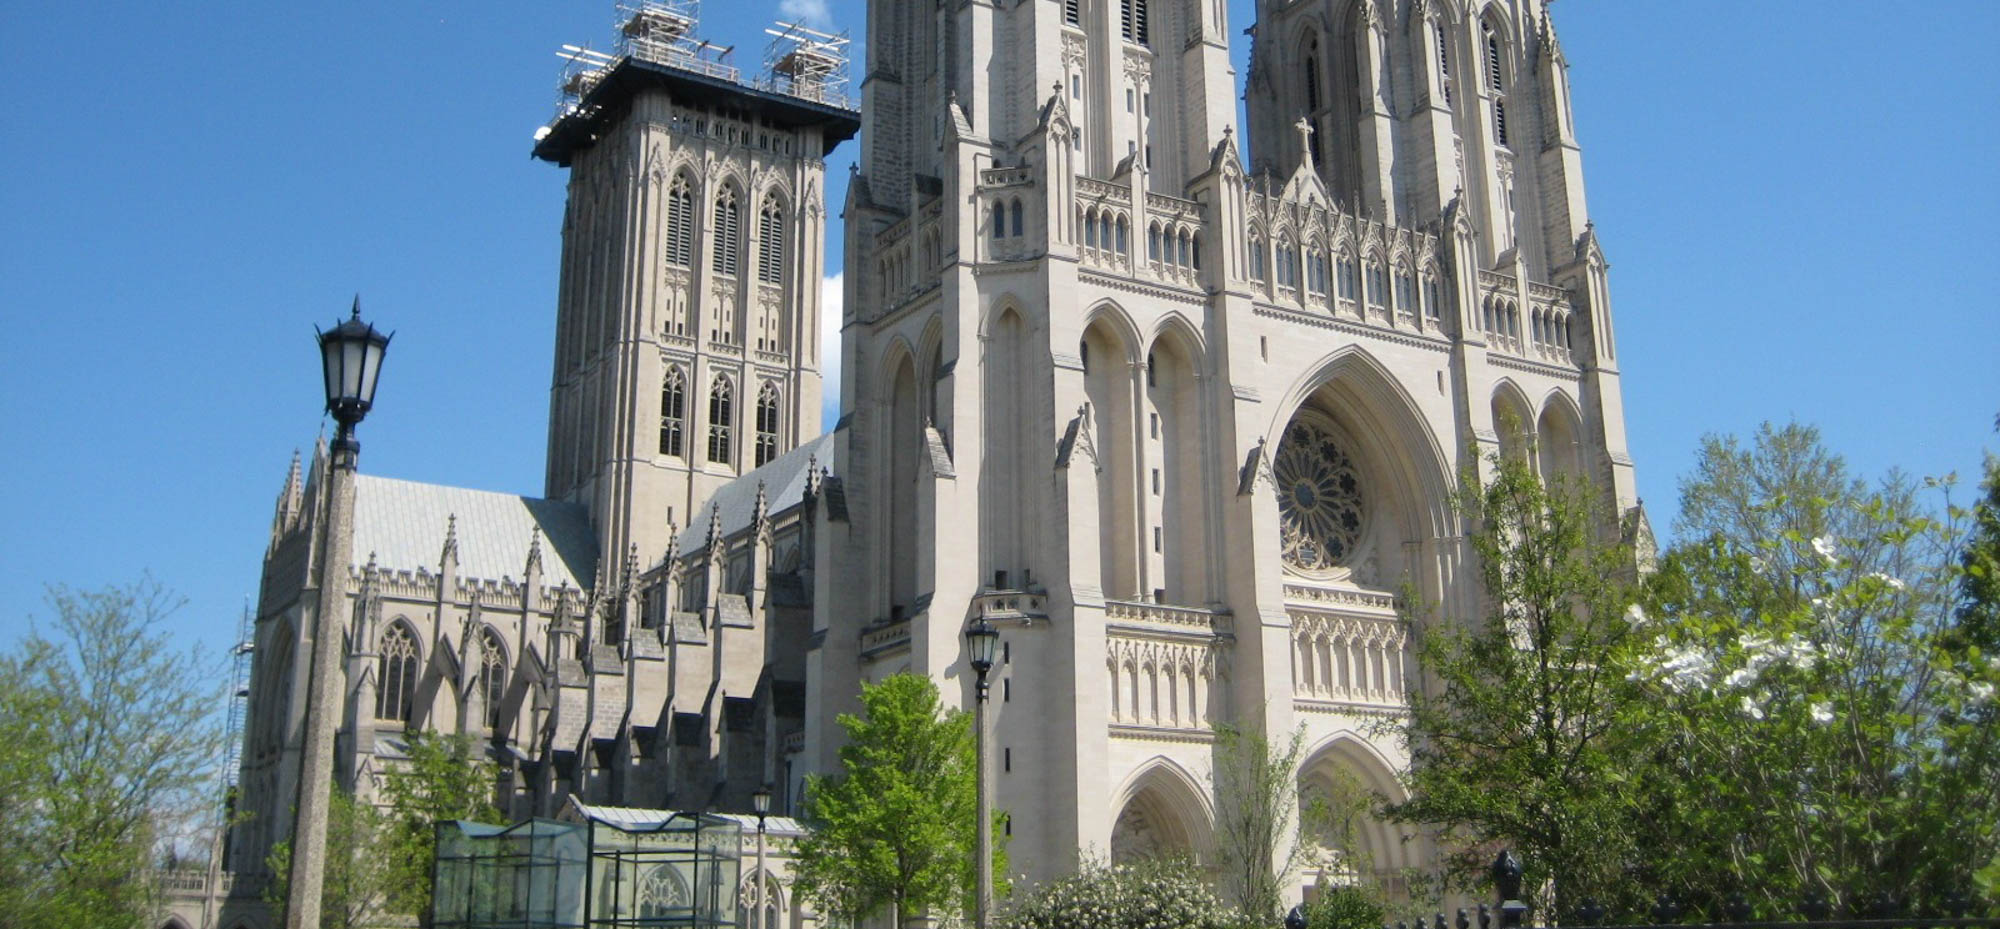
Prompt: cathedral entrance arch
<box><xmin>1109</xmin><ymin>758</ymin><xmax>1214</xmax><ymax>865</ymax></box>
<box><xmin>1297</xmin><ymin>734</ymin><xmax>1415</xmax><ymax>897</ymax></box>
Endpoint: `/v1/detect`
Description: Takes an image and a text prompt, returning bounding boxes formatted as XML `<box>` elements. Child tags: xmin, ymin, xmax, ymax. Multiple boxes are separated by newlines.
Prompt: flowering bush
<box><xmin>1000</xmin><ymin>858</ymin><xmax>1231</xmax><ymax>929</ymax></box>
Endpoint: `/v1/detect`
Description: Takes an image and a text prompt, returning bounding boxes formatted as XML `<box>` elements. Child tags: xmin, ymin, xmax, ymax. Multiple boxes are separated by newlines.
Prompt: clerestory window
<box><xmin>708</xmin><ymin>376</ymin><xmax>734</xmax><ymax>464</ymax></box>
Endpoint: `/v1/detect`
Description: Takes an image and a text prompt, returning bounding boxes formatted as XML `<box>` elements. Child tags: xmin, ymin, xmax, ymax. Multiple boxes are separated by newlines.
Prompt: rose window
<box><xmin>1275</xmin><ymin>419</ymin><xmax>1364</xmax><ymax>572</ymax></box>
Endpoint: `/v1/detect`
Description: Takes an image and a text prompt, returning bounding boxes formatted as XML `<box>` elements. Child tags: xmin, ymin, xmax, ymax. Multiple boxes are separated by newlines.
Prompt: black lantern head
<box><xmin>317</xmin><ymin>297</ymin><xmax>392</xmax><ymax>445</ymax></box>
<box><xmin>965</xmin><ymin>618</ymin><xmax>1000</xmax><ymax>678</ymax></box>
<box><xmin>1491</xmin><ymin>849</ymin><xmax>1524</xmax><ymax>901</ymax></box>
<box><xmin>751</xmin><ymin>784</ymin><xmax>772</xmax><ymax>817</ymax></box>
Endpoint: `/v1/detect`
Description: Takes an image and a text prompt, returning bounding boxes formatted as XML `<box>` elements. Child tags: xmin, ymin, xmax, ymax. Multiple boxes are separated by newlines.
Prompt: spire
<box><xmin>706</xmin><ymin>501</ymin><xmax>724</xmax><ymax>550</ymax></box>
<box><xmin>525</xmin><ymin>526</ymin><xmax>544</xmax><ymax>576</ymax></box>
<box><xmin>441</xmin><ymin>514</ymin><xmax>460</xmax><ymax>566</ymax></box>
<box><xmin>625</xmin><ymin>543</ymin><xmax>640</xmax><ymax>589</ymax></box>
<box><xmin>752</xmin><ymin>480</ymin><xmax>769</xmax><ymax>525</ymax></box>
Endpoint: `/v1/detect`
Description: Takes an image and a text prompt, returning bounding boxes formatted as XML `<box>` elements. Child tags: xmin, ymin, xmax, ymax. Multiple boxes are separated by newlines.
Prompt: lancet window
<box><xmin>666</xmin><ymin>173</ymin><xmax>694</xmax><ymax>268</ymax></box>
<box><xmin>755</xmin><ymin>383</ymin><xmax>781</xmax><ymax>467</ymax></box>
<box><xmin>757</xmin><ymin>197</ymin><xmax>785</xmax><ymax>284</ymax></box>
<box><xmin>1485</xmin><ymin>26</ymin><xmax>1510</xmax><ymax>147</ymax></box>
<box><xmin>477</xmin><ymin>627</ymin><xmax>506</xmax><ymax>731</ymax></box>
<box><xmin>659</xmin><ymin>366</ymin><xmax>686</xmax><ymax>457</ymax></box>
<box><xmin>708</xmin><ymin>376</ymin><xmax>734</xmax><ymax>464</ymax></box>
<box><xmin>376</xmin><ymin>622</ymin><xmax>419</xmax><ymax>723</ymax></box>
<box><xmin>713</xmin><ymin>185</ymin><xmax>741</xmax><ymax>276</ymax></box>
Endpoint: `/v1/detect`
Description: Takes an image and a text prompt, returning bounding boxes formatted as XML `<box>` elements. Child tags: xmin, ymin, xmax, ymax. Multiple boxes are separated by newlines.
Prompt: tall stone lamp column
<box><xmin>963</xmin><ymin>617</ymin><xmax>1000</xmax><ymax>929</ymax></box>
<box><xmin>752</xmin><ymin>784</ymin><xmax>772</xmax><ymax>929</ymax></box>
<box><xmin>288</xmin><ymin>299</ymin><xmax>391</xmax><ymax>929</ymax></box>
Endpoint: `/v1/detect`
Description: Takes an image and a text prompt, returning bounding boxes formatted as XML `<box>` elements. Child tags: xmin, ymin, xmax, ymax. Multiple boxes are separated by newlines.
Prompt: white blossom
<box><xmin>1868</xmin><ymin>571</ymin><xmax>1907</xmax><ymax>591</ymax></box>
<box><xmin>1625</xmin><ymin>603</ymin><xmax>1649</xmax><ymax>627</ymax></box>
<box><xmin>1740</xmin><ymin>695</ymin><xmax>1765</xmax><ymax>720</ymax></box>
<box><xmin>1810</xmin><ymin>702</ymin><xmax>1834</xmax><ymax>724</ymax></box>
<box><xmin>1811</xmin><ymin>535</ymin><xmax>1838</xmax><ymax>564</ymax></box>
<box><xmin>1970</xmin><ymin>681</ymin><xmax>1996</xmax><ymax>707</ymax></box>
<box><xmin>1723</xmin><ymin>666</ymin><xmax>1758</xmax><ymax>690</ymax></box>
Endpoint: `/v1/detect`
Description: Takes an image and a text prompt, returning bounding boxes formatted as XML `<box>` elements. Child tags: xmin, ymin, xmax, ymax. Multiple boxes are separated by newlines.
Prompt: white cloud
<box><xmin>818</xmin><ymin>272</ymin><xmax>843</xmax><ymax>434</ymax></box>
<box><xmin>779</xmin><ymin>0</ymin><xmax>832</xmax><ymax>28</ymax></box>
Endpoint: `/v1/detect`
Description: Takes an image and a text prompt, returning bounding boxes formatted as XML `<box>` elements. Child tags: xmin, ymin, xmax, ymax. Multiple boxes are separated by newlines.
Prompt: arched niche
<box><xmin>1110</xmin><ymin>758</ymin><xmax>1215</xmax><ymax>866</ymax></box>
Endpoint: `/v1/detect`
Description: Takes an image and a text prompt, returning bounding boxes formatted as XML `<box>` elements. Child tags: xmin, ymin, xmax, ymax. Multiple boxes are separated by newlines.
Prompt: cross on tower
<box><xmin>1294</xmin><ymin>116</ymin><xmax>1314</xmax><ymax>168</ymax></box>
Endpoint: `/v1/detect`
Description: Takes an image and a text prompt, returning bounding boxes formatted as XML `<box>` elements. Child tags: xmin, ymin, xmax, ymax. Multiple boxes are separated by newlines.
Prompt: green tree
<box><xmin>1628</xmin><ymin>424</ymin><xmax>2000</xmax><ymax>912</ymax></box>
<box><xmin>379</xmin><ymin>730</ymin><xmax>501</xmax><ymax>919</ymax></box>
<box><xmin>1211</xmin><ymin>722</ymin><xmax>1315</xmax><ymax>923</ymax></box>
<box><xmin>264</xmin><ymin>783</ymin><xmax>395</xmax><ymax>929</ymax></box>
<box><xmin>792</xmin><ymin>673</ymin><xmax>1001</xmax><ymax>927</ymax></box>
<box><xmin>1386</xmin><ymin>455</ymin><xmax>1643</xmax><ymax>915</ymax></box>
<box><xmin>0</xmin><ymin>579</ymin><xmax>226</xmax><ymax>929</ymax></box>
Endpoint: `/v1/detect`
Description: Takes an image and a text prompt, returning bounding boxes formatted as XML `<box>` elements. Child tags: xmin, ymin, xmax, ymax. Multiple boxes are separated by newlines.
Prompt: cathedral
<box><xmin>215</xmin><ymin>0</ymin><xmax>1635</xmax><ymax>923</ymax></box>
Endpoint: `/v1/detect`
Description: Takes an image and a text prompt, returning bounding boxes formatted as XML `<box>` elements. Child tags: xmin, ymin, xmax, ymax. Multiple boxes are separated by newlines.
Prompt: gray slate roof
<box><xmin>353</xmin><ymin>474</ymin><xmax>598</xmax><ymax>589</ymax></box>
<box><xmin>675</xmin><ymin>432</ymin><xmax>838</xmax><ymax>554</ymax></box>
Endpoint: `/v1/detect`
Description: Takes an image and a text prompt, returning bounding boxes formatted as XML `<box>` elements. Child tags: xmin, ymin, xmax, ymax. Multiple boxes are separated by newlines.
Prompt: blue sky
<box><xmin>2</xmin><ymin>1</ymin><xmax>1995</xmax><ymax>661</ymax></box>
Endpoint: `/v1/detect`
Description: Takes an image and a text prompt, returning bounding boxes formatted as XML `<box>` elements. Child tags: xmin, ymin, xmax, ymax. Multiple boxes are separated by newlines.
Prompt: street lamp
<box><xmin>752</xmin><ymin>784</ymin><xmax>772</xmax><ymax>929</ymax></box>
<box><xmin>963</xmin><ymin>618</ymin><xmax>1000</xmax><ymax>929</ymax></box>
<box><xmin>288</xmin><ymin>298</ymin><xmax>391</xmax><ymax>929</ymax></box>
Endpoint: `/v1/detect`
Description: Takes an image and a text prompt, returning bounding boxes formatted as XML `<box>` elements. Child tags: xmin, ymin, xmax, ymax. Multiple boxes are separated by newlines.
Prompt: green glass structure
<box><xmin>434</xmin><ymin>811</ymin><xmax>741</xmax><ymax>929</ymax></box>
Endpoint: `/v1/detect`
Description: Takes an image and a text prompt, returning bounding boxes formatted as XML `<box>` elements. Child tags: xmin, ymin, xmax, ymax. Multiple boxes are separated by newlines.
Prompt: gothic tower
<box><xmin>536</xmin><ymin>6</ymin><xmax>859</xmax><ymax>570</ymax></box>
<box><xmin>812</xmin><ymin>0</ymin><xmax>1635</xmax><ymax>894</ymax></box>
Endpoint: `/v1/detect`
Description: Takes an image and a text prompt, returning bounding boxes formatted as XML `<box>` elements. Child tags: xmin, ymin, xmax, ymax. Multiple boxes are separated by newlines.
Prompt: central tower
<box><xmin>811</xmin><ymin>0</ymin><xmax>1636</xmax><ymax>896</ymax></box>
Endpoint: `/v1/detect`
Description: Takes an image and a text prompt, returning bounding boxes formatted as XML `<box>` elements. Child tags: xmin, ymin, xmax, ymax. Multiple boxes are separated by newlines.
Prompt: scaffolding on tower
<box><xmin>619</xmin><ymin>0</ymin><xmax>738</xmax><ymax>81</ymax></box>
<box><xmin>762</xmin><ymin>21</ymin><xmax>850</xmax><ymax>107</ymax></box>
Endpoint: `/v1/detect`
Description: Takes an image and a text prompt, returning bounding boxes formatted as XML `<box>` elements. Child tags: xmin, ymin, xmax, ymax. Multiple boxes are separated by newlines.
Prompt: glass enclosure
<box><xmin>433</xmin><ymin>812</ymin><xmax>741</xmax><ymax>929</ymax></box>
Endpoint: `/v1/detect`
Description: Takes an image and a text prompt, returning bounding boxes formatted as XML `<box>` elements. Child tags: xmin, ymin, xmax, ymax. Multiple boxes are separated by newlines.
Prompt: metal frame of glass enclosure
<box><xmin>432</xmin><ymin>812</ymin><xmax>741</xmax><ymax>929</ymax></box>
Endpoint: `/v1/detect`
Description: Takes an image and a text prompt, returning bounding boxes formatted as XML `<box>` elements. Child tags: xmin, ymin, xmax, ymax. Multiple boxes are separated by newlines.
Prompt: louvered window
<box><xmin>707</xmin><ymin>377</ymin><xmax>733</xmax><ymax>464</ymax></box>
<box><xmin>1120</xmin><ymin>0</ymin><xmax>1147</xmax><ymax>44</ymax></box>
<box><xmin>1435</xmin><ymin>24</ymin><xmax>1453</xmax><ymax>104</ymax></box>
<box><xmin>755</xmin><ymin>383</ymin><xmax>781</xmax><ymax>466</ymax></box>
<box><xmin>757</xmin><ymin>198</ymin><xmax>784</xmax><ymax>284</ymax></box>
<box><xmin>712</xmin><ymin>187</ymin><xmax>740</xmax><ymax>276</ymax></box>
<box><xmin>659</xmin><ymin>366</ymin><xmax>685</xmax><ymax>457</ymax></box>
<box><xmin>1065</xmin><ymin>0</ymin><xmax>1080</xmax><ymax>25</ymax></box>
<box><xmin>666</xmin><ymin>174</ymin><xmax>694</xmax><ymax>267</ymax></box>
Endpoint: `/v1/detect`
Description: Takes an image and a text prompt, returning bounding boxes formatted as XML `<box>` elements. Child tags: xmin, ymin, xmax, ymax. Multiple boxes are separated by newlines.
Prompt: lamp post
<box><xmin>752</xmin><ymin>784</ymin><xmax>772</xmax><ymax>929</ymax></box>
<box><xmin>963</xmin><ymin>617</ymin><xmax>1000</xmax><ymax>929</ymax></box>
<box><xmin>287</xmin><ymin>299</ymin><xmax>390</xmax><ymax>929</ymax></box>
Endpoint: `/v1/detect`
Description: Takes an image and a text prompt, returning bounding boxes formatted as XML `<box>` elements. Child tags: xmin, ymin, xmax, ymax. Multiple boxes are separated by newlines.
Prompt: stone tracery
<box><xmin>1274</xmin><ymin>417</ymin><xmax>1365</xmax><ymax>573</ymax></box>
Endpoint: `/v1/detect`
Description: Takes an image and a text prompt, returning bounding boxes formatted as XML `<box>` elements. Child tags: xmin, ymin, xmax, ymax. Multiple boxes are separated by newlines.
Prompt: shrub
<box><xmin>1302</xmin><ymin>885</ymin><xmax>1386</xmax><ymax>929</ymax></box>
<box><xmin>1002</xmin><ymin>858</ymin><xmax>1231</xmax><ymax>929</ymax></box>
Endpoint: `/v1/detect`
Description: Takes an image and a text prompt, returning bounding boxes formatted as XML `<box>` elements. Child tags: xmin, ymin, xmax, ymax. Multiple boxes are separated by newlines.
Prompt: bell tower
<box><xmin>534</xmin><ymin>2</ymin><xmax>859</xmax><ymax>569</ymax></box>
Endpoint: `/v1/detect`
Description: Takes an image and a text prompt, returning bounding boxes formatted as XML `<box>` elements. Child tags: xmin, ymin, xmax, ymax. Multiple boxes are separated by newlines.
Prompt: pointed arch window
<box><xmin>666</xmin><ymin>173</ymin><xmax>694</xmax><ymax>268</ymax></box>
<box><xmin>1276</xmin><ymin>236</ymin><xmax>1298</xmax><ymax>288</ymax></box>
<box><xmin>477</xmin><ymin>627</ymin><xmax>507</xmax><ymax>731</ymax></box>
<box><xmin>1336</xmin><ymin>253</ymin><xmax>1360</xmax><ymax>302</ymax></box>
<box><xmin>1248</xmin><ymin>234</ymin><xmax>1267</xmax><ymax>282</ymax></box>
<box><xmin>755</xmin><ymin>383</ymin><xmax>782</xmax><ymax>467</ymax></box>
<box><xmin>1395</xmin><ymin>263</ymin><xmax>1418</xmax><ymax>317</ymax></box>
<box><xmin>1485</xmin><ymin>27</ymin><xmax>1510</xmax><ymax>148</ymax></box>
<box><xmin>1423</xmin><ymin>273</ymin><xmax>1443</xmax><ymax>326</ymax></box>
<box><xmin>1304</xmin><ymin>39</ymin><xmax>1322</xmax><ymax>113</ymax></box>
<box><xmin>1435</xmin><ymin>22</ymin><xmax>1453</xmax><ymax>105</ymax></box>
<box><xmin>993</xmin><ymin>200</ymin><xmax>1008</xmax><ymax>242</ymax></box>
<box><xmin>1366</xmin><ymin>262</ymin><xmax>1389</xmax><ymax>310</ymax></box>
<box><xmin>659</xmin><ymin>366</ymin><xmax>686</xmax><ymax>457</ymax></box>
<box><xmin>376</xmin><ymin>623</ymin><xmax>419</xmax><ymax>723</ymax></box>
<box><xmin>1009</xmin><ymin>198</ymin><xmax>1024</xmax><ymax>237</ymax></box>
<box><xmin>713</xmin><ymin>185</ymin><xmax>742</xmax><ymax>276</ymax></box>
<box><xmin>757</xmin><ymin>197</ymin><xmax>785</xmax><ymax>284</ymax></box>
<box><xmin>707</xmin><ymin>376</ymin><xmax>734</xmax><ymax>464</ymax></box>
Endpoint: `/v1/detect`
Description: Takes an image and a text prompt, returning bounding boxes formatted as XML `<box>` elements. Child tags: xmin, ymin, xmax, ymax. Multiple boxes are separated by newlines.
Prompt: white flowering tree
<box><xmin>1626</xmin><ymin>425</ymin><xmax>2000</xmax><ymax>913</ymax></box>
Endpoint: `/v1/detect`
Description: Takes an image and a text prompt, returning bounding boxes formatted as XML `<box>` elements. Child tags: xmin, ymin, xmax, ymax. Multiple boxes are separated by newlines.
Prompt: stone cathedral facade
<box><xmin>218</xmin><ymin>0</ymin><xmax>1637</xmax><ymax>923</ymax></box>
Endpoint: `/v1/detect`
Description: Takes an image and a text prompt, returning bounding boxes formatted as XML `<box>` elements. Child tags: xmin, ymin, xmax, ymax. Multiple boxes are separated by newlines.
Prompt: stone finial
<box><xmin>707</xmin><ymin>501</ymin><xmax>724</xmax><ymax>547</ymax></box>
<box><xmin>625</xmin><ymin>543</ymin><xmax>640</xmax><ymax>587</ymax></box>
<box><xmin>526</xmin><ymin>527</ymin><xmax>544</xmax><ymax>575</ymax></box>
<box><xmin>442</xmin><ymin>514</ymin><xmax>460</xmax><ymax>564</ymax></box>
<box><xmin>752</xmin><ymin>480</ymin><xmax>769</xmax><ymax>525</ymax></box>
